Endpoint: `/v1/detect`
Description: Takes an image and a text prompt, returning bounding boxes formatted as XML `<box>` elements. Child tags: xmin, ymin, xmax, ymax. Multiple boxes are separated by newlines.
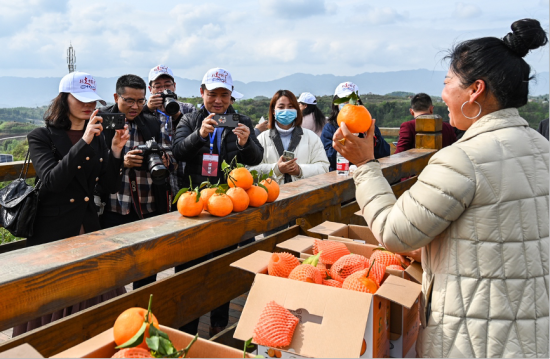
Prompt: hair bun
<box><xmin>503</xmin><ymin>18</ymin><xmax>548</xmax><ymax>57</ymax></box>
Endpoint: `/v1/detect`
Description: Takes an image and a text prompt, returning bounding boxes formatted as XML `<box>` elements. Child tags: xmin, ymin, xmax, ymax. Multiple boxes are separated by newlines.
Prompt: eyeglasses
<box><xmin>119</xmin><ymin>95</ymin><xmax>147</xmax><ymax>106</ymax></box>
<box><xmin>151</xmin><ymin>82</ymin><xmax>174</xmax><ymax>90</ymax></box>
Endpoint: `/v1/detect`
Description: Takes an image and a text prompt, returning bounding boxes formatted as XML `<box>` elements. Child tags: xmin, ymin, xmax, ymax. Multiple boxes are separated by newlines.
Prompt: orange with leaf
<box><xmin>342</xmin><ymin>259</ymin><xmax>380</xmax><ymax>294</ymax></box>
<box><xmin>335</xmin><ymin>92</ymin><xmax>372</xmax><ymax>133</ymax></box>
<box><xmin>172</xmin><ymin>177</ymin><xmax>203</xmax><ymax>217</ymax></box>
<box><xmin>261</xmin><ymin>178</ymin><xmax>280</xmax><ymax>203</ymax></box>
<box><xmin>288</xmin><ymin>252</ymin><xmax>323</xmax><ymax>284</ymax></box>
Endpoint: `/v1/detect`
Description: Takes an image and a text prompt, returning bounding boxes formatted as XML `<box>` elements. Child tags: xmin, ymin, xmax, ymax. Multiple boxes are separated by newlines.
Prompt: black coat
<box><xmin>26</xmin><ymin>126</ymin><xmax>123</xmax><ymax>246</ymax></box>
<box><xmin>172</xmin><ymin>106</ymin><xmax>264</xmax><ymax>187</ymax></box>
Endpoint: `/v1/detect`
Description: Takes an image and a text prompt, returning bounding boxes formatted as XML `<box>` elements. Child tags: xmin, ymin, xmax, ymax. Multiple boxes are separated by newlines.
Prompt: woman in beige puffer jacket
<box><xmin>333</xmin><ymin>19</ymin><xmax>548</xmax><ymax>357</ymax></box>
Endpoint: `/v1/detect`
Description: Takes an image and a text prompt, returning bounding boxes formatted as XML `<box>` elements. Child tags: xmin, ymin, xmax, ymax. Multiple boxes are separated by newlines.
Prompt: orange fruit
<box><xmin>288</xmin><ymin>264</ymin><xmax>322</xmax><ymax>284</ymax></box>
<box><xmin>313</xmin><ymin>239</ymin><xmax>351</xmax><ymax>265</ymax></box>
<box><xmin>177</xmin><ymin>191</ymin><xmax>204</xmax><ymax>217</ymax></box>
<box><xmin>253</xmin><ymin>301</ymin><xmax>299</xmax><ymax>348</ymax></box>
<box><xmin>246</xmin><ymin>185</ymin><xmax>268</xmax><ymax>207</ymax></box>
<box><xmin>371</xmin><ymin>249</ymin><xmax>402</xmax><ymax>268</ymax></box>
<box><xmin>113</xmin><ymin>308</ymin><xmax>159</xmax><ymax>350</ymax></box>
<box><xmin>322</xmin><ymin>279</ymin><xmax>343</xmax><ymax>288</ymax></box>
<box><xmin>337</xmin><ymin>104</ymin><xmax>372</xmax><ymax>133</ymax></box>
<box><xmin>361</xmin><ymin>339</ymin><xmax>367</xmax><ymax>356</ymax></box>
<box><xmin>226</xmin><ymin>187</ymin><xmax>250</xmax><ymax>212</ymax></box>
<box><xmin>200</xmin><ymin>187</ymin><xmax>217</xmax><ymax>210</ymax></box>
<box><xmin>386</xmin><ymin>264</ymin><xmax>404</xmax><ymax>271</ymax></box>
<box><xmin>207</xmin><ymin>193</ymin><xmax>233</xmax><ymax>217</ymax></box>
<box><xmin>330</xmin><ymin>254</ymin><xmax>369</xmax><ymax>282</ymax></box>
<box><xmin>367</xmin><ymin>259</ymin><xmax>386</xmax><ymax>286</ymax></box>
<box><xmin>261</xmin><ymin>178</ymin><xmax>280</xmax><ymax>202</ymax></box>
<box><xmin>228</xmin><ymin>167</ymin><xmax>253</xmax><ymax>190</ymax></box>
<box><xmin>316</xmin><ymin>262</ymin><xmax>331</xmax><ymax>280</ymax></box>
<box><xmin>268</xmin><ymin>252</ymin><xmax>300</xmax><ymax>278</ymax></box>
<box><xmin>112</xmin><ymin>348</ymin><xmax>154</xmax><ymax>358</ymax></box>
<box><xmin>342</xmin><ymin>269</ymin><xmax>379</xmax><ymax>294</ymax></box>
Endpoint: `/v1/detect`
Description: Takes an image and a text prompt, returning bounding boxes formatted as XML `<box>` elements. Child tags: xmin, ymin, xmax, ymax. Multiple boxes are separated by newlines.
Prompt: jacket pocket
<box><xmin>420</xmin><ymin>273</ymin><xmax>434</xmax><ymax>329</ymax></box>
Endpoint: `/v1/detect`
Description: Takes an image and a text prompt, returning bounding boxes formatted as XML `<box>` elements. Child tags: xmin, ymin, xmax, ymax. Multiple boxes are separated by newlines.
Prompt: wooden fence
<box><xmin>0</xmin><ymin>116</ymin><xmax>443</xmax><ymax>357</ymax></box>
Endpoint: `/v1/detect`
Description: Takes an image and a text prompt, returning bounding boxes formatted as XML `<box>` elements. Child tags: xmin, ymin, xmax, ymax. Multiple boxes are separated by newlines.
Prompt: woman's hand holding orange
<box><xmin>332</xmin><ymin>120</ymin><xmax>377</xmax><ymax>167</ymax></box>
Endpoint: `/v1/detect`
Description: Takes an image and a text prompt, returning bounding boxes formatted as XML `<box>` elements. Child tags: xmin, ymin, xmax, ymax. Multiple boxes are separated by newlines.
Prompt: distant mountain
<box><xmin>1</xmin><ymin>69</ymin><xmax>548</xmax><ymax>108</ymax></box>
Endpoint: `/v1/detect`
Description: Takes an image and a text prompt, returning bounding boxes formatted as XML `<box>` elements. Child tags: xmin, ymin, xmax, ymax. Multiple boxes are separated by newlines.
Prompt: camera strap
<box><xmin>128</xmin><ymin>169</ymin><xmax>144</xmax><ymax>220</ymax></box>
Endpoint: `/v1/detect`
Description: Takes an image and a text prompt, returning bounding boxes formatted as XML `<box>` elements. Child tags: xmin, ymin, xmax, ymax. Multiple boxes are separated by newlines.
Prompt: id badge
<box><xmin>202</xmin><ymin>154</ymin><xmax>219</xmax><ymax>177</ymax></box>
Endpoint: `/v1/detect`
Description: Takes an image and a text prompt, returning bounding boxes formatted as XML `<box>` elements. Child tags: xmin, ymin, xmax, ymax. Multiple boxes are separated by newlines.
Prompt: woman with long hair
<box><xmin>297</xmin><ymin>92</ymin><xmax>325</xmax><ymax>136</ymax></box>
<box><xmin>321</xmin><ymin>82</ymin><xmax>390</xmax><ymax>171</ymax></box>
<box><xmin>13</xmin><ymin>71</ymin><xmax>129</xmax><ymax>336</ymax></box>
<box><xmin>334</xmin><ymin>19</ymin><xmax>549</xmax><ymax>357</ymax></box>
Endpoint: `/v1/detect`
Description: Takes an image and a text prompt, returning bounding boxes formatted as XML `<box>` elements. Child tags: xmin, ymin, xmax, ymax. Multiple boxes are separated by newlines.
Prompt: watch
<box><xmin>366</xmin><ymin>159</ymin><xmax>379</xmax><ymax>164</ymax></box>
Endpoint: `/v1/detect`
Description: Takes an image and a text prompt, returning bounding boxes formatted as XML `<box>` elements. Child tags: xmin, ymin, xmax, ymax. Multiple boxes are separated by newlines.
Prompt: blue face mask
<box><xmin>338</xmin><ymin>103</ymin><xmax>349</xmax><ymax>111</ymax></box>
<box><xmin>275</xmin><ymin>109</ymin><xmax>297</xmax><ymax>125</ymax></box>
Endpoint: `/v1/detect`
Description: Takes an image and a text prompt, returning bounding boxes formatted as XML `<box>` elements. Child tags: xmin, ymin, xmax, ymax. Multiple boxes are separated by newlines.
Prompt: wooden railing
<box><xmin>0</xmin><ymin>117</ymin><xmax>443</xmax><ymax>357</ymax></box>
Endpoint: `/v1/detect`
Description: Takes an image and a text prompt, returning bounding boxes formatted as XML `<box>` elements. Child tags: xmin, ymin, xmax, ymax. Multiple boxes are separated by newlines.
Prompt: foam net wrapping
<box><xmin>371</xmin><ymin>250</ymin><xmax>400</xmax><ymax>268</ymax></box>
<box><xmin>330</xmin><ymin>254</ymin><xmax>369</xmax><ymax>282</ymax></box>
<box><xmin>322</xmin><ymin>279</ymin><xmax>343</xmax><ymax>288</ymax></box>
<box><xmin>288</xmin><ymin>264</ymin><xmax>323</xmax><ymax>284</ymax></box>
<box><xmin>313</xmin><ymin>239</ymin><xmax>351</xmax><ymax>265</ymax></box>
<box><xmin>111</xmin><ymin>348</ymin><xmax>154</xmax><ymax>358</ymax></box>
<box><xmin>268</xmin><ymin>252</ymin><xmax>300</xmax><ymax>278</ymax></box>
<box><xmin>253</xmin><ymin>301</ymin><xmax>300</xmax><ymax>348</ymax></box>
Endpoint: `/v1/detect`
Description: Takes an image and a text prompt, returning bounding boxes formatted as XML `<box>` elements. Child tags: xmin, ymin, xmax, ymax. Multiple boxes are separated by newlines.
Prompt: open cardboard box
<box><xmin>276</xmin><ymin>236</ymin><xmax>423</xmax><ymax>358</ymax></box>
<box><xmin>307</xmin><ymin>221</ymin><xmax>378</xmax><ymax>245</ymax></box>
<box><xmin>0</xmin><ymin>344</ymin><xmax>44</xmax><ymax>358</ymax></box>
<box><xmin>52</xmin><ymin>325</ymin><xmax>250</xmax><ymax>358</ymax></box>
<box><xmin>231</xmin><ymin>250</ymin><xmax>422</xmax><ymax>358</ymax></box>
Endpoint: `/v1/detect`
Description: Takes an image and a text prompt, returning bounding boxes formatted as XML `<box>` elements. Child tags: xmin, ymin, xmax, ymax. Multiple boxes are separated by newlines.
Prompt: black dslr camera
<box><xmin>159</xmin><ymin>90</ymin><xmax>180</xmax><ymax>116</ymax></box>
<box><xmin>135</xmin><ymin>139</ymin><xmax>171</xmax><ymax>185</ymax></box>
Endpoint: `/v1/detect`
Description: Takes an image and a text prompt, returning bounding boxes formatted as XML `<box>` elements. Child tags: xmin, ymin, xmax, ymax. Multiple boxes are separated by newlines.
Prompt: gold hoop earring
<box><xmin>461</xmin><ymin>101</ymin><xmax>482</xmax><ymax>120</ymax></box>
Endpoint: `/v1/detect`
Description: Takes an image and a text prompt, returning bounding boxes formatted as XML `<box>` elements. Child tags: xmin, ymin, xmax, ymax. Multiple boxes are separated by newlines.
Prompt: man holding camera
<box><xmin>99</xmin><ymin>74</ymin><xmax>175</xmax><ymax>289</ymax></box>
<box><xmin>143</xmin><ymin>65</ymin><xmax>196</xmax><ymax>196</ymax></box>
<box><xmin>172</xmin><ymin>68</ymin><xmax>263</xmax><ymax>337</ymax></box>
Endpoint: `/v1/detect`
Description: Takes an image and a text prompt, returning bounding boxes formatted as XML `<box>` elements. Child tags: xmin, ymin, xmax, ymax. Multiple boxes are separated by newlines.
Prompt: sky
<box><xmin>0</xmin><ymin>0</ymin><xmax>548</xmax><ymax>83</ymax></box>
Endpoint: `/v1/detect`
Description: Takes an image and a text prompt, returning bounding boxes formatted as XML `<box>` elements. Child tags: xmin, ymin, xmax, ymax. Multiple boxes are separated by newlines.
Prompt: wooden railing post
<box><xmin>415</xmin><ymin>114</ymin><xmax>443</xmax><ymax>150</ymax></box>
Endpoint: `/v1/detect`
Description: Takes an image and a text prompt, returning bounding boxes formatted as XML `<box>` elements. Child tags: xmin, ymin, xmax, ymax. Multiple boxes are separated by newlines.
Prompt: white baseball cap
<box><xmin>59</xmin><ymin>72</ymin><xmax>106</xmax><ymax>105</ymax></box>
<box><xmin>334</xmin><ymin>82</ymin><xmax>359</xmax><ymax>98</ymax></box>
<box><xmin>202</xmin><ymin>67</ymin><xmax>234</xmax><ymax>92</ymax></box>
<box><xmin>232</xmin><ymin>90</ymin><xmax>244</xmax><ymax>99</ymax></box>
<box><xmin>148</xmin><ymin>65</ymin><xmax>175</xmax><ymax>84</ymax></box>
<box><xmin>297</xmin><ymin>92</ymin><xmax>317</xmax><ymax>105</ymax></box>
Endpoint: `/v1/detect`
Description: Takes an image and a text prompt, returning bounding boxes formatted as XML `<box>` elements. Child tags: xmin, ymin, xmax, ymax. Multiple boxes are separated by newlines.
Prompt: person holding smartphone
<box><xmin>248</xmin><ymin>89</ymin><xmax>329</xmax><ymax>186</ymax></box>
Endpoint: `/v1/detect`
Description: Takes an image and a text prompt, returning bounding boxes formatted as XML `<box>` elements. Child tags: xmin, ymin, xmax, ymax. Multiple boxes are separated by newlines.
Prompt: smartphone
<box><xmin>97</xmin><ymin>112</ymin><xmax>126</xmax><ymax>130</ymax></box>
<box><xmin>282</xmin><ymin>150</ymin><xmax>295</xmax><ymax>162</ymax></box>
<box><xmin>213</xmin><ymin>114</ymin><xmax>239</xmax><ymax>128</ymax></box>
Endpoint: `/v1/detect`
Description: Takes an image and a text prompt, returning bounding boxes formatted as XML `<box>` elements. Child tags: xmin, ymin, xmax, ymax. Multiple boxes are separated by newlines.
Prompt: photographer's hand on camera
<box><xmin>124</xmin><ymin>149</ymin><xmax>143</xmax><ymax>168</ymax></box>
<box><xmin>147</xmin><ymin>93</ymin><xmax>164</xmax><ymax>111</ymax></box>
<box><xmin>111</xmin><ymin>124</ymin><xmax>130</xmax><ymax>159</ymax></box>
<box><xmin>233</xmin><ymin>123</ymin><xmax>250</xmax><ymax>147</ymax></box>
<box><xmin>83</xmin><ymin>109</ymin><xmax>104</xmax><ymax>144</ymax></box>
<box><xmin>199</xmin><ymin>113</ymin><xmax>217</xmax><ymax>138</ymax></box>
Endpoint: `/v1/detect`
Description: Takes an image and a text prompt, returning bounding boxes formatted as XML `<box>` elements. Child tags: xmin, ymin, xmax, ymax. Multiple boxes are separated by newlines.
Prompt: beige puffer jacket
<box><xmin>354</xmin><ymin>109</ymin><xmax>549</xmax><ymax>358</ymax></box>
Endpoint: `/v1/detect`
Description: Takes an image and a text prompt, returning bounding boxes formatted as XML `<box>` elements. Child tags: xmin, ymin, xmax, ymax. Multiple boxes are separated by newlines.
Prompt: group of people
<box><xmin>13</xmin><ymin>17</ymin><xmax>549</xmax><ymax>358</ymax></box>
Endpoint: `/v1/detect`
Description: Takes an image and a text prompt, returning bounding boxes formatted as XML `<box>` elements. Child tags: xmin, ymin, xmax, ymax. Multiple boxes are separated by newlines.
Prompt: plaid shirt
<box><xmin>155</xmin><ymin>101</ymin><xmax>196</xmax><ymax>196</ymax></box>
<box><xmin>106</xmin><ymin>115</ymin><xmax>175</xmax><ymax>216</ymax></box>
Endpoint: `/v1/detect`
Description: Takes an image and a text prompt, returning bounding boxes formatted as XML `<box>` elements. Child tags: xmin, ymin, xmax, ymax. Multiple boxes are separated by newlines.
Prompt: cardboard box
<box><xmin>231</xmin><ymin>250</ymin><xmax>422</xmax><ymax>358</ymax></box>
<box><xmin>307</xmin><ymin>221</ymin><xmax>378</xmax><ymax>245</ymax></box>
<box><xmin>0</xmin><ymin>344</ymin><xmax>44</xmax><ymax>358</ymax></box>
<box><xmin>53</xmin><ymin>325</ymin><xmax>249</xmax><ymax>358</ymax></box>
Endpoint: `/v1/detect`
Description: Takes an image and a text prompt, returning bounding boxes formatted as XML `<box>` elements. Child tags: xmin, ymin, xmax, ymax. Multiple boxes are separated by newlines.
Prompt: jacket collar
<box><xmin>456</xmin><ymin>108</ymin><xmax>529</xmax><ymax>143</ymax></box>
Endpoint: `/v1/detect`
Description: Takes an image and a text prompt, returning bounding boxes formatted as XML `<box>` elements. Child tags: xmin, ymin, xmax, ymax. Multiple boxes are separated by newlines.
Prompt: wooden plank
<box><xmin>379</xmin><ymin>127</ymin><xmax>400</xmax><ymax>137</ymax></box>
<box><xmin>0</xmin><ymin>226</ymin><xmax>301</xmax><ymax>357</ymax></box>
<box><xmin>416</xmin><ymin>133</ymin><xmax>442</xmax><ymax>150</ymax></box>
<box><xmin>415</xmin><ymin>115</ymin><xmax>442</xmax><ymax>132</ymax></box>
<box><xmin>0</xmin><ymin>149</ymin><xmax>435</xmax><ymax>331</ymax></box>
<box><xmin>0</xmin><ymin>162</ymin><xmax>35</xmax><ymax>182</ymax></box>
<box><xmin>0</xmin><ymin>240</ymin><xmax>26</xmax><ymax>255</ymax></box>
<box><xmin>391</xmin><ymin>176</ymin><xmax>418</xmax><ymax>198</ymax></box>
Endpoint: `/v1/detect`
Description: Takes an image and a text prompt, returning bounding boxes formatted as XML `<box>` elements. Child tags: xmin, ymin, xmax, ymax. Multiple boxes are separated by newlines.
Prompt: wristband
<box><xmin>366</xmin><ymin>159</ymin><xmax>379</xmax><ymax>164</ymax></box>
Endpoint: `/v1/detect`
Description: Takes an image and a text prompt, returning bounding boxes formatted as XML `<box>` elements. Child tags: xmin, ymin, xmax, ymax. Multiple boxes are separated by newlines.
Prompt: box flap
<box><xmin>327</xmin><ymin>237</ymin><xmax>379</xmax><ymax>258</ymax></box>
<box><xmin>375</xmin><ymin>275</ymin><xmax>422</xmax><ymax>309</ymax></box>
<box><xmin>230</xmin><ymin>250</ymin><xmax>272</xmax><ymax>274</ymax></box>
<box><xmin>276</xmin><ymin>236</ymin><xmax>316</xmax><ymax>254</ymax></box>
<box><xmin>307</xmin><ymin>221</ymin><xmax>348</xmax><ymax>237</ymax></box>
<box><xmin>347</xmin><ymin>225</ymin><xmax>379</xmax><ymax>245</ymax></box>
<box><xmin>405</xmin><ymin>262</ymin><xmax>423</xmax><ymax>284</ymax></box>
<box><xmin>234</xmin><ymin>274</ymin><xmax>372</xmax><ymax>358</ymax></box>
<box><xmin>0</xmin><ymin>344</ymin><xmax>44</xmax><ymax>358</ymax></box>
<box><xmin>327</xmin><ymin>235</ymin><xmax>355</xmax><ymax>243</ymax></box>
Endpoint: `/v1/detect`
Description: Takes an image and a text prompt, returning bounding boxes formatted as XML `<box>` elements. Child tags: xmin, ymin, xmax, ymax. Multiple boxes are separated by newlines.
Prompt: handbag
<box><xmin>0</xmin><ymin>149</ymin><xmax>41</xmax><ymax>238</ymax></box>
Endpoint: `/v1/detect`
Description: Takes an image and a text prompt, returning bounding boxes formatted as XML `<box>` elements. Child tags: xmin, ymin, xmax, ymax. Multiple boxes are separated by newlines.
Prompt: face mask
<box><xmin>275</xmin><ymin>109</ymin><xmax>297</xmax><ymax>125</ymax></box>
<box><xmin>338</xmin><ymin>103</ymin><xmax>349</xmax><ymax>111</ymax></box>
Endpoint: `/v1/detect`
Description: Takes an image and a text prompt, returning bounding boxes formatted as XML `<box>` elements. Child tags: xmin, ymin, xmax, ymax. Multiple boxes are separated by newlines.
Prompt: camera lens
<box><xmin>147</xmin><ymin>153</ymin><xmax>169</xmax><ymax>185</ymax></box>
<box><xmin>164</xmin><ymin>98</ymin><xmax>180</xmax><ymax>116</ymax></box>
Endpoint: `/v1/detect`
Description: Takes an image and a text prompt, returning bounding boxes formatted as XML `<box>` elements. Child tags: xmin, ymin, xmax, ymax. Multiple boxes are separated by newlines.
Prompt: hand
<box><xmin>396</xmin><ymin>249</ymin><xmax>421</xmax><ymax>263</ymax></box>
<box><xmin>332</xmin><ymin>120</ymin><xmax>377</xmax><ymax>167</ymax></box>
<box><xmin>162</xmin><ymin>153</ymin><xmax>169</xmax><ymax>167</ymax></box>
<box><xmin>277</xmin><ymin>156</ymin><xmax>299</xmax><ymax>175</ymax></box>
<box><xmin>255</xmin><ymin>121</ymin><xmax>268</xmax><ymax>133</ymax></box>
<box><xmin>111</xmin><ymin>124</ymin><xmax>130</xmax><ymax>159</ymax></box>
<box><xmin>124</xmin><ymin>149</ymin><xmax>143</xmax><ymax>168</ymax></box>
<box><xmin>147</xmin><ymin>93</ymin><xmax>163</xmax><ymax>111</ymax></box>
<box><xmin>82</xmin><ymin>109</ymin><xmax>104</xmax><ymax>144</ymax></box>
<box><xmin>199</xmin><ymin>114</ymin><xmax>217</xmax><ymax>138</ymax></box>
<box><xmin>233</xmin><ymin>123</ymin><xmax>250</xmax><ymax>147</ymax></box>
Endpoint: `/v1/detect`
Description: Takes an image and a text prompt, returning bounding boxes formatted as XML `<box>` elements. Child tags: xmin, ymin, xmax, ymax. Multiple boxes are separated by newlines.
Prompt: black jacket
<box><xmin>27</xmin><ymin>126</ymin><xmax>123</xmax><ymax>246</ymax></box>
<box><xmin>537</xmin><ymin>118</ymin><xmax>549</xmax><ymax>140</ymax></box>
<box><xmin>172</xmin><ymin>106</ymin><xmax>263</xmax><ymax>187</ymax></box>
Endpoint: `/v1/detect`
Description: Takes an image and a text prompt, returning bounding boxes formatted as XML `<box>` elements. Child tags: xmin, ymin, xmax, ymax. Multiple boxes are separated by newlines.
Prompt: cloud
<box><xmin>260</xmin><ymin>0</ymin><xmax>327</xmax><ymax>19</ymax></box>
<box><xmin>453</xmin><ymin>2</ymin><xmax>482</xmax><ymax>19</ymax></box>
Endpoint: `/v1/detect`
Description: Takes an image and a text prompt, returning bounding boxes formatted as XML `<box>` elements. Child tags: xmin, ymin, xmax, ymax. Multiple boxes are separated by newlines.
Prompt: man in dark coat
<box><xmin>395</xmin><ymin>93</ymin><xmax>457</xmax><ymax>153</ymax></box>
<box><xmin>537</xmin><ymin>118</ymin><xmax>549</xmax><ymax>140</ymax></box>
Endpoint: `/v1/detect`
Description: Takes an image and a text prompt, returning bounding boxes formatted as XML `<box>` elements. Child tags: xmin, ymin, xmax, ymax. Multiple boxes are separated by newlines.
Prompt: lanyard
<box><xmin>209</xmin><ymin>128</ymin><xmax>218</xmax><ymax>155</ymax></box>
<box><xmin>157</xmin><ymin>109</ymin><xmax>172</xmax><ymax>141</ymax></box>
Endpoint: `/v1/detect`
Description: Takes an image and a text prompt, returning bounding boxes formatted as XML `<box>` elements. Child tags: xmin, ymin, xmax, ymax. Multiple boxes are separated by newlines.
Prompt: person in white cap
<box><xmin>297</xmin><ymin>92</ymin><xmax>326</xmax><ymax>137</ymax></box>
<box><xmin>320</xmin><ymin>82</ymin><xmax>390</xmax><ymax>171</ymax></box>
<box><xmin>14</xmin><ymin>72</ymin><xmax>130</xmax><ymax>337</ymax></box>
<box><xmin>172</xmin><ymin>67</ymin><xmax>263</xmax><ymax>337</ymax></box>
<box><xmin>143</xmin><ymin>65</ymin><xmax>196</xmax><ymax>197</ymax></box>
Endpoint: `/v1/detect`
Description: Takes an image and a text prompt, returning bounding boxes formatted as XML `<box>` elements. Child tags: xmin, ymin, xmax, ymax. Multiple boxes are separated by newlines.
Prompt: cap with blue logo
<box><xmin>59</xmin><ymin>71</ymin><xmax>106</xmax><ymax>105</ymax></box>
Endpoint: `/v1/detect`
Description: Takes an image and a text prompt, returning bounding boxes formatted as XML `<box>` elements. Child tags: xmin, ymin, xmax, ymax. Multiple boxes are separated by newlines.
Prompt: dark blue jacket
<box><xmin>320</xmin><ymin>122</ymin><xmax>391</xmax><ymax>171</ymax></box>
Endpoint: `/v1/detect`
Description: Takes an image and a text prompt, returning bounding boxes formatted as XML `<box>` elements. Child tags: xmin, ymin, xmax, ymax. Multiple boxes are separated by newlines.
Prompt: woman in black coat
<box><xmin>13</xmin><ymin>71</ymin><xmax>129</xmax><ymax>336</ymax></box>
